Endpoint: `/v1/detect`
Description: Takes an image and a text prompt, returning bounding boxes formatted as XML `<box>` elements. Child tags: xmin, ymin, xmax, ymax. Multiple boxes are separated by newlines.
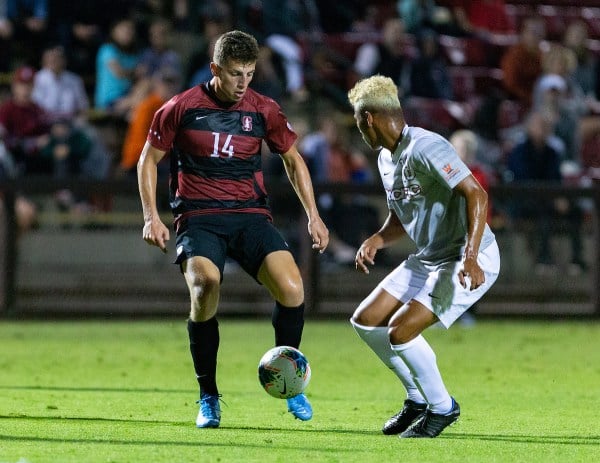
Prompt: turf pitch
<box><xmin>1</xmin><ymin>319</ymin><xmax>599</xmax><ymax>462</ymax></box>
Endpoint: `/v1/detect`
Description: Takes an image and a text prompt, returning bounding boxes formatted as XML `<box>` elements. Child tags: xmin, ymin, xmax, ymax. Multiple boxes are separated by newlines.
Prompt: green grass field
<box><xmin>1</xmin><ymin>319</ymin><xmax>599</xmax><ymax>463</ymax></box>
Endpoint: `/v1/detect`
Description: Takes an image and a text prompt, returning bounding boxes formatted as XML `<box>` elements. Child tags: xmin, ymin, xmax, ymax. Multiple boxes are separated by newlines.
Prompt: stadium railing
<box><xmin>1</xmin><ymin>177</ymin><xmax>599</xmax><ymax>318</ymax></box>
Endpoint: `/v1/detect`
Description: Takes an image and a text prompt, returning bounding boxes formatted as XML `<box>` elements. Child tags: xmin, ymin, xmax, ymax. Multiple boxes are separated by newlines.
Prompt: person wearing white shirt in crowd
<box><xmin>32</xmin><ymin>44</ymin><xmax>90</xmax><ymax>124</ymax></box>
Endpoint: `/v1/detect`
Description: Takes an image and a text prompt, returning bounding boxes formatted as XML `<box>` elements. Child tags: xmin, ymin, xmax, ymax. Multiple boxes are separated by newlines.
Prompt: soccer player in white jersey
<box><xmin>347</xmin><ymin>75</ymin><xmax>500</xmax><ymax>438</ymax></box>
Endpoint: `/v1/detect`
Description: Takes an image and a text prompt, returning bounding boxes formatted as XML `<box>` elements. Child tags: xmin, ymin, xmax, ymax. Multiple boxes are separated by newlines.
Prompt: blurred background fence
<box><xmin>1</xmin><ymin>178</ymin><xmax>599</xmax><ymax>319</ymax></box>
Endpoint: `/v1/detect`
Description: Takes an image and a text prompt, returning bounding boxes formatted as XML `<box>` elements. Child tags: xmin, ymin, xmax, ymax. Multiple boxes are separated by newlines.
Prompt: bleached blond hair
<box><xmin>347</xmin><ymin>75</ymin><xmax>402</xmax><ymax>113</ymax></box>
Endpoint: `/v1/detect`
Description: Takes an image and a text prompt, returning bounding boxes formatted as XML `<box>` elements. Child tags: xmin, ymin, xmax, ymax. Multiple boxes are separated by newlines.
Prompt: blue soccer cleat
<box><xmin>287</xmin><ymin>393</ymin><xmax>313</xmax><ymax>421</ymax></box>
<box><xmin>195</xmin><ymin>393</ymin><xmax>221</xmax><ymax>428</ymax></box>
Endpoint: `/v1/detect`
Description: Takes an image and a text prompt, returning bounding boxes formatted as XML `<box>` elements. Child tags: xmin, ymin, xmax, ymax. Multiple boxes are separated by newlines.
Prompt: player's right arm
<box><xmin>355</xmin><ymin>211</ymin><xmax>406</xmax><ymax>274</ymax></box>
<box><xmin>137</xmin><ymin>141</ymin><xmax>169</xmax><ymax>253</ymax></box>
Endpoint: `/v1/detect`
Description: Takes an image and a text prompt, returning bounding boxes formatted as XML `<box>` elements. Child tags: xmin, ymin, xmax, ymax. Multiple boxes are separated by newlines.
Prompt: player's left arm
<box><xmin>280</xmin><ymin>145</ymin><xmax>329</xmax><ymax>253</ymax></box>
<box><xmin>454</xmin><ymin>174</ymin><xmax>488</xmax><ymax>290</ymax></box>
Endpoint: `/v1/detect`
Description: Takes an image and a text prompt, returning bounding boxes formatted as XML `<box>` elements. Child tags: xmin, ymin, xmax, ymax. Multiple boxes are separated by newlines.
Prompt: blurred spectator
<box><xmin>533</xmin><ymin>45</ymin><xmax>600</xmax><ymax>163</ymax></box>
<box><xmin>262</xmin><ymin>0</ymin><xmax>321</xmax><ymax>102</ymax></box>
<box><xmin>48</xmin><ymin>0</ymin><xmax>132</xmax><ymax>85</ymax></box>
<box><xmin>182</xmin><ymin>3</ymin><xmax>231</xmax><ymax>88</ymax></box>
<box><xmin>562</xmin><ymin>19</ymin><xmax>600</xmax><ymax>102</ymax></box>
<box><xmin>469</xmin><ymin>92</ymin><xmax>505</xmax><ymax>178</ymax></box>
<box><xmin>118</xmin><ymin>67</ymin><xmax>182</xmax><ymax>176</ymax></box>
<box><xmin>353</xmin><ymin>17</ymin><xmax>411</xmax><ymax>91</ymax></box>
<box><xmin>532</xmin><ymin>51</ymin><xmax>580</xmax><ymax>162</ymax></box>
<box><xmin>501</xmin><ymin>17</ymin><xmax>545</xmax><ymax>108</ymax></box>
<box><xmin>408</xmin><ymin>28</ymin><xmax>453</xmax><ymax>99</ymax></box>
<box><xmin>40</xmin><ymin>118</ymin><xmax>93</xmax><ymax>179</ymax></box>
<box><xmin>397</xmin><ymin>0</ymin><xmax>454</xmax><ymax>36</ymax></box>
<box><xmin>32</xmin><ymin>44</ymin><xmax>90</xmax><ymax>124</ymax></box>
<box><xmin>505</xmin><ymin>110</ymin><xmax>586</xmax><ymax>275</ymax></box>
<box><xmin>164</xmin><ymin>0</ymin><xmax>227</xmax><ymax>47</ymax></box>
<box><xmin>250</xmin><ymin>46</ymin><xmax>285</xmax><ymax>101</ymax></box>
<box><xmin>117</xmin><ymin>16</ymin><xmax>184</xmax><ymax>118</ymax></box>
<box><xmin>138</xmin><ymin>17</ymin><xmax>182</xmax><ymax>79</ymax></box>
<box><xmin>39</xmin><ymin>117</ymin><xmax>103</xmax><ymax>213</ymax></box>
<box><xmin>300</xmin><ymin>115</ymin><xmax>377</xmax><ymax>264</ymax></box>
<box><xmin>0</xmin><ymin>66</ymin><xmax>51</xmax><ymax>175</ymax></box>
<box><xmin>188</xmin><ymin>36</ymin><xmax>217</xmax><ymax>88</ymax></box>
<box><xmin>1</xmin><ymin>0</ymin><xmax>48</xmax><ymax>68</ymax></box>
<box><xmin>398</xmin><ymin>0</ymin><xmax>437</xmax><ymax>34</ymax></box>
<box><xmin>94</xmin><ymin>17</ymin><xmax>141</xmax><ymax>114</ymax></box>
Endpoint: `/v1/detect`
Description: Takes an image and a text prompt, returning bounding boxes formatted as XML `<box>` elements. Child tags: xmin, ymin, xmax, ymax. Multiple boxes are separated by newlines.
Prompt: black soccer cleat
<box><xmin>399</xmin><ymin>398</ymin><xmax>460</xmax><ymax>438</ymax></box>
<box><xmin>382</xmin><ymin>399</ymin><xmax>428</xmax><ymax>435</ymax></box>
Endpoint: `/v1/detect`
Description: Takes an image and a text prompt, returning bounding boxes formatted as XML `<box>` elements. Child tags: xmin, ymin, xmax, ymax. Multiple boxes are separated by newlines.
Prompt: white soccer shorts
<box><xmin>377</xmin><ymin>240</ymin><xmax>501</xmax><ymax>328</ymax></box>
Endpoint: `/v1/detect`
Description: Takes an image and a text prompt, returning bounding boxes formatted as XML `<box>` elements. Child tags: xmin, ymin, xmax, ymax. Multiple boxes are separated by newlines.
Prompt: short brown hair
<box><xmin>213</xmin><ymin>30</ymin><xmax>259</xmax><ymax>66</ymax></box>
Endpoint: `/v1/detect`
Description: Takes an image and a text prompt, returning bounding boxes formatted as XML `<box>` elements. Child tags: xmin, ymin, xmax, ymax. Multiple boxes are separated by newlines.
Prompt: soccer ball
<box><xmin>258</xmin><ymin>346</ymin><xmax>311</xmax><ymax>399</ymax></box>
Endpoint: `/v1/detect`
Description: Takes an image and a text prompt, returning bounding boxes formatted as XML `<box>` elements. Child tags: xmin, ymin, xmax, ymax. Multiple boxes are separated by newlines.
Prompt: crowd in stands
<box><xmin>1</xmin><ymin>0</ymin><xmax>599</xmax><ymax>273</ymax></box>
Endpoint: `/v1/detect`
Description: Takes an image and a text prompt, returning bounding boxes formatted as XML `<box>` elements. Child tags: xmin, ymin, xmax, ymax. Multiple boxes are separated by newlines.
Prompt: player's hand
<box><xmin>355</xmin><ymin>240</ymin><xmax>378</xmax><ymax>274</ymax></box>
<box><xmin>142</xmin><ymin>218</ymin><xmax>170</xmax><ymax>253</ymax></box>
<box><xmin>459</xmin><ymin>255</ymin><xmax>484</xmax><ymax>290</ymax></box>
<box><xmin>308</xmin><ymin>217</ymin><xmax>329</xmax><ymax>253</ymax></box>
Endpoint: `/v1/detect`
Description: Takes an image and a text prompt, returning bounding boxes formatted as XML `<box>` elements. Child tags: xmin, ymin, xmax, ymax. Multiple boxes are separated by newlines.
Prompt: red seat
<box><xmin>448</xmin><ymin>66</ymin><xmax>504</xmax><ymax>101</ymax></box>
<box><xmin>581</xmin><ymin>134</ymin><xmax>600</xmax><ymax>169</ymax></box>
<box><xmin>582</xmin><ymin>8</ymin><xmax>600</xmax><ymax>41</ymax></box>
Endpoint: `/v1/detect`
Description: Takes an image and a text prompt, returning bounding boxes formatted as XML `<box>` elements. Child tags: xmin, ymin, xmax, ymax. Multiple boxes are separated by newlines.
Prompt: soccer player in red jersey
<box><xmin>137</xmin><ymin>30</ymin><xmax>329</xmax><ymax>428</ymax></box>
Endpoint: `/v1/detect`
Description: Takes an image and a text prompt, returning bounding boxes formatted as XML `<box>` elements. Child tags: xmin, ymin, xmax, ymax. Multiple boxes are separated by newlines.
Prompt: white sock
<box><xmin>391</xmin><ymin>335</ymin><xmax>453</xmax><ymax>414</ymax></box>
<box><xmin>351</xmin><ymin>319</ymin><xmax>425</xmax><ymax>404</ymax></box>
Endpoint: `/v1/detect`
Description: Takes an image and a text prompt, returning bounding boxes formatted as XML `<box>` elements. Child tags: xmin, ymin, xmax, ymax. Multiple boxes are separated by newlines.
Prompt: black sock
<box><xmin>271</xmin><ymin>302</ymin><xmax>305</xmax><ymax>348</ymax></box>
<box><xmin>187</xmin><ymin>317</ymin><xmax>219</xmax><ymax>396</ymax></box>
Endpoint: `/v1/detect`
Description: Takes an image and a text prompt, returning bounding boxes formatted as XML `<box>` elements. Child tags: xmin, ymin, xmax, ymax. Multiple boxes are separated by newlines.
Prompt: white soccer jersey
<box><xmin>378</xmin><ymin>125</ymin><xmax>496</xmax><ymax>264</ymax></box>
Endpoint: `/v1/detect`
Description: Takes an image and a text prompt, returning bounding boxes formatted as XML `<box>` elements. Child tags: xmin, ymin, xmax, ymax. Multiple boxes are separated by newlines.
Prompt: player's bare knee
<box><xmin>274</xmin><ymin>278</ymin><xmax>304</xmax><ymax>307</ymax></box>
<box><xmin>351</xmin><ymin>301</ymin><xmax>382</xmax><ymax>327</ymax></box>
<box><xmin>351</xmin><ymin>309</ymin><xmax>370</xmax><ymax>327</ymax></box>
<box><xmin>190</xmin><ymin>270</ymin><xmax>220</xmax><ymax>295</ymax></box>
<box><xmin>388</xmin><ymin>322</ymin><xmax>419</xmax><ymax>345</ymax></box>
<box><xmin>189</xmin><ymin>303</ymin><xmax>217</xmax><ymax>322</ymax></box>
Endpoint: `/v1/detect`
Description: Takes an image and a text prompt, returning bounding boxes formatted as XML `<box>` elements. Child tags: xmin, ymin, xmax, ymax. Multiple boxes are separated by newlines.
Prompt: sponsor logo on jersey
<box><xmin>442</xmin><ymin>163</ymin><xmax>460</xmax><ymax>180</ymax></box>
<box><xmin>385</xmin><ymin>184</ymin><xmax>422</xmax><ymax>200</ymax></box>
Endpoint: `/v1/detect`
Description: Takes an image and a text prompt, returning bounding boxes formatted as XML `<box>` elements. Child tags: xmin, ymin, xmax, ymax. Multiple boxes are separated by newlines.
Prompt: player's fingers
<box><xmin>355</xmin><ymin>261</ymin><xmax>369</xmax><ymax>274</ymax></box>
<box><xmin>355</xmin><ymin>251</ymin><xmax>371</xmax><ymax>274</ymax></box>
<box><xmin>362</xmin><ymin>248</ymin><xmax>375</xmax><ymax>265</ymax></box>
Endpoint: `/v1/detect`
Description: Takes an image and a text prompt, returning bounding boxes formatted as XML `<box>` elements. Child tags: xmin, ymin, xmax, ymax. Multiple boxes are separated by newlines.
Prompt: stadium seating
<box><xmin>447</xmin><ymin>66</ymin><xmax>504</xmax><ymax>102</ymax></box>
<box><xmin>581</xmin><ymin>134</ymin><xmax>600</xmax><ymax>169</ymax></box>
<box><xmin>438</xmin><ymin>35</ymin><xmax>513</xmax><ymax>68</ymax></box>
<box><xmin>401</xmin><ymin>97</ymin><xmax>476</xmax><ymax>137</ymax></box>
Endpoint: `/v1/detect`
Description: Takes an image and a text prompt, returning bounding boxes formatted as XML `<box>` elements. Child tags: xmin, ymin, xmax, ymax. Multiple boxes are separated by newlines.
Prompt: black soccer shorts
<box><xmin>174</xmin><ymin>213</ymin><xmax>291</xmax><ymax>281</ymax></box>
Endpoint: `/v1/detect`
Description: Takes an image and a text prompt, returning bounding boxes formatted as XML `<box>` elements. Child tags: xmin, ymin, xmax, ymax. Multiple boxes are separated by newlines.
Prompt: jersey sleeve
<box><xmin>416</xmin><ymin>137</ymin><xmax>471</xmax><ymax>189</ymax></box>
<box><xmin>262</xmin><ymin>100</ymin><xmax>297</xmax><ymax>154</ymax></box>
<box><xmin>147</xmin><ymin>96</ymin><xmax>180</xmax><ymax>152</ymax></box>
